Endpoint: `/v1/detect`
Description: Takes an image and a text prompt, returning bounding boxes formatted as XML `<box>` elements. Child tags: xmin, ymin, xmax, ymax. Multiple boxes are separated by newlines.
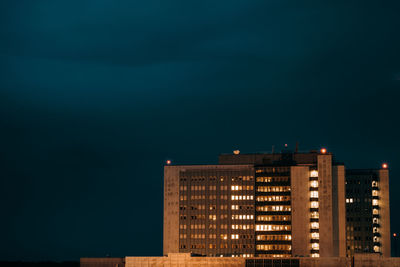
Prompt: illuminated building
<box><xmin>81</xmin><ymin>147</ymin><xmax>394</xmax><ymax>267</ymax></box>
<box><xmin>164</xmin><ymin>148</ymin><xmax>348</xmax><ymax>258</ymax></box>
<box><xmin>345</xmin><ymin>166</ymin><xmax>391</xmax><ymax>257</ymax></box>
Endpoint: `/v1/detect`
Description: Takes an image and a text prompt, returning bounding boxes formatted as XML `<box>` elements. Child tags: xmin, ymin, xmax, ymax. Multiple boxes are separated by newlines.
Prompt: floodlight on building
<box><xmin>233</xmin><ymin>150</ymin><xmax>240</xmax><ymax>155</ymax></box>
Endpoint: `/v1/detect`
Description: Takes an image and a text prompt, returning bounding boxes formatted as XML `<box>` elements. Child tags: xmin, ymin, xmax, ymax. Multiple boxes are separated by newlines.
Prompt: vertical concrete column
<box><xmin>379</xmin><ymin>169</ymin><xmax>391</xmax><ymax>257</ymax></box>
<box><xmin>163</xmin><ymin>166</ymin><xmax>180</xmax><ymax>255</ymax></box>
<box><xmin>318</xmin><ymin>154</ymin><xmax>334</xmax><ymax>257</ymax></box>
<box><xmin>332</xmin><ymin>165</ymin><xmax>346</xmax><ymax>257</ymax></box>
<box><xmin>291</xmin><ymin>166</ymin><xmax>310</xmax><ymax>257</ymax></box>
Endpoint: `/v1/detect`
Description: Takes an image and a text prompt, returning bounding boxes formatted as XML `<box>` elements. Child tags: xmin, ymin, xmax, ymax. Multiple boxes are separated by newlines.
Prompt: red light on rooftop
<box><xmin>320</xmin><ymin>148</ymin><xmax>327</xmax><ymax>154</ymax></box>
<box><xmin>166</xmin><ymin>160</ymin><xmax>171</xmax><ymax>165</ymax></box>
<box><xmin>382</xmin><ymin>163</ymin><xmax>388</xmax><ymax>169</ymax></box>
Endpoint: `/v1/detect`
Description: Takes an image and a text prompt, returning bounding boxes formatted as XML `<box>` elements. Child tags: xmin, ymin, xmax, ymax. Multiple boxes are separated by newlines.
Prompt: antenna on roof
<box><xmin>295</xmin><ymin>142</ymin><xmax>299</xmax><ymax>153</ymax></box>
<box><xmin>272</xmin><ymin>145</ymin><xmax>275</xmax><ymax>154</ymax></box>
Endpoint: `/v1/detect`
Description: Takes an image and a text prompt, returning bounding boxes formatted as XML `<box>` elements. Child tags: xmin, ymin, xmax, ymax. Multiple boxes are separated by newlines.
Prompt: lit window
<box><xmin>311</xmin><ymin>201</ymin><xmax>319</xmax><ymax>208</ymax></box>
<box><xmin>311</xmin><ymin>222</ymin><xmax>319</xmax><ymax>229</ymax></box>
<box><xmin>310</xmin><ymin>181</ymin><xmax>318</xmax><ymax>188</ymax></box>
<box><xmin>310</xmin><ymin>170</ymin><xmax>318</xmax><ymax>177</ymax></box>
<box><xmin>312</xmin><ymin>243</ymin><xmax>319</xmax><ymax>250</ymax></box>
<box><xmin>311</xmin><ymin>232</ymin><xmax>319</xmax><ymax>239</ymax></box>
<box><xmin>310</xmin><ymin>191</ymin><xmax>318</xmax><ymax>198</ymax></box>
<box><xmin>311</xmin><ymin>253</ymin><xmax>320</xmax><ymax>258</ymax></box>
<box><xmin>231</xmin><ymin>234</ymin><xmax>239</xmax><ymax>239</ymax></box>
<box><xmin>372</xmin><ymin>199</ymin><xmax>379</xmax><ymax>206</ymax></box>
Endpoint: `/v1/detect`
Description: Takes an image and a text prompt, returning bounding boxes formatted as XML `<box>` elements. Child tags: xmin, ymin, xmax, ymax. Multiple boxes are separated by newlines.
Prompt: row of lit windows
<box><xmin>232</xmin><ymin>214</ymin><xmax>254</xmax><ymax>220</ymax></box>
<box><xmin>180</xmin><ymin>224</ymin><xmax>254</xmax><ymax>230</ymax></box>
<box><xmin>256</xmin><ymin>196</ymin><xmax>290</xmax><ymax>202</ymax></box>
<box><xmin>231</xmin><ymin>205</ymin><xmax>254</xmax><ymax>210</ymax></box>
<box><xmin>190</xmin><ymin>234</ymin><xmax>205</xmax><ymax>239</ymax></box>
<box><xmin>180</xmin><ymin>214</ymin><xmax>238</xmax><ymax>221</ymax></box>
<box><xmin>180</xmin><ymin>223</ymin><xmax>255</xmax><ymax>230</ymax></box>
<box><xmin>179</xmin><ymin>195</ymin><xmax>241</xmax><ymax>201</ymax></box>
<box><xmin>257</xmin><ymin>215</ymin><xmax>291</xmax><ymax>221</ymax></box>
<box><xmin>220</xmin><ymin>234</ymin><xmax>254</xmax><ymax>240</ymax></box>
<box><xmin>257</xmin><ymin>186</ymin><xmax>291</xmax><ymax>192</ymax></box>
<box><xmin>179</xmin><ymin>175</ymin><xmax>253</xmax><ymax>182</ymax></box>
<box><xmin>231</xmin><ymin>185</ymin><xmax>254</xmax><ymax>191</ymax></box>
<box><xmin>256</xmin><ymin>205</ymin><xmax>291</xmax><ymax>212</ymax></box>
<box><xmin>186</xmin><ymin>195</ymin><xmax>239</xmax><ymax>200</ymax></box>
<box><xmin>309</xmin><ymin>177</ymin><xmax>319</xmax><ymax>256</ymax></box>
<box><xmin>231</xmin><ymin>224</ymin><xmax>254</xmax><ymax>230</ymax></box>
<box><xmin>231</xmin><ymin>195</ymin><xmax>254</xmax><ymax>200</ymax></box>
<box><xmin>255</xmin><ymin>225</ymin><xmax>291</xmax><ymax>231</ymax></box>
<box><xmin>256</xmin><ymin>177</ymin><xmax>289</xmax><ymax>183</ymax></box>
<box><xmin>256</xmin><ymin>235</ymin><xmax>291</xmax><ymax>241</ymax></box>
<box><xmin>180</xmin><ymin>224</ymin><xmax>242</xmax><ymax>230</ymax></box>
<box><xmin>256</xmin><ymin>244</ymin><xmax>291</xmax><ymax>251</ymax></box>
<box><xmin>183</xmin><ymin>185</ymin><xmax>255</xmax><ymax>191</ymax></box>
<box><xmin>208</xmin><ymin>244</ymin><xmax>254</xmax><ymax>249</ymax></box>
<box><xmin>191</xmin><ymin>224</ymin><xmax>206</xmax><ymax>229</ymax></box>
<box><xmin>256</xmin><ymin>167</ymin><xmax>290</xmax><ymax>173</ymax></box>
<box><xmin>181</xmin><ymin>205</ymin><xmax>234</xmax><ymax>211</ymax></box>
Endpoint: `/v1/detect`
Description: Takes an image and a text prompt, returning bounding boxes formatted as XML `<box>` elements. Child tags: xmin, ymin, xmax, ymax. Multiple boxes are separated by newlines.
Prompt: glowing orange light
<box><xmin>320</xmin><ymin>148</ymin><xmax>327</xmax><ymax>154</ymax></box>
<box><xmin>394</xmin><ymin>233</ymin><xmax>397</xmax><ymax>237</ymax></box>
<box><xmin>382</xmin><ymin>163</ymin><xmax>388</xmax><ymax>169</ymax></box>
<box><xmin>166</xmin><ymin>160</ymin><xmax>171</xmax><ymax>165</ymax></box>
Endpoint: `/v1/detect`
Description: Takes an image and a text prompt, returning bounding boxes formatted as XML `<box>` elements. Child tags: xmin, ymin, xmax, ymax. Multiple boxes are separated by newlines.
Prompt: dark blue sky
<box><xmin>1</xmin><ymin>0</ymin><xmax>400</xmax><ymax>261</ymax></box>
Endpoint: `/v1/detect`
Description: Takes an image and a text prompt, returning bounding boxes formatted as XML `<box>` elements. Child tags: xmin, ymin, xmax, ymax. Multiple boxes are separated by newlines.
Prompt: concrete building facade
<box><xmin>163</xmin><ymin>149</ymin><xmax>354</xmax><ymax>258</ymax></box>
<box><xmin>345</xmin><ymin>168</ymin><xmax>391</xmax><ymax>257</ymax></box>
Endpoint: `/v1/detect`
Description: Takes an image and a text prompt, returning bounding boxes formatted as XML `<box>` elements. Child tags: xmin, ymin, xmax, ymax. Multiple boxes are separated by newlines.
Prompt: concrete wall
<box><xmin>125</xmin><ymin>254</ymin><xmax>400</xmax><ymax>267</ymax></box>
<box><xmin>299</xmin><ymin>257</ymin><xmax>349</xmax><ymax>267</ymax></box>
<box><xmin>126</xmin><ymin>253</ymin><xmax>244</xmax><ymax>267</ymax></box>
<box><xmin>164</xmin><ymin>166</ymin><xmax>181</xmax><ymax>255</ymax></box>
<box><xmin>291</xmin><ymin>166</ymin><xmax>310</xmax><ymax>257</ymax></box>
<box><xmin>80</xmin><ymin>258</ymin><xmax>124</xmax><ymax>267</ymax></box>
<box><xmin>318</xmin><ymin>154</ymin><xmax>334</xmax><ymax>257</ymax></box>
<box><xmin>379</xmin><ymin>169</ymin><xmax>391</xmax><ymax>257</ymax></box>
<box><xmin>332</xmin><ymin>165</ymin><xmax>346</xmax><ymax>257</ymax></box>
<box><xmin>353</xmin><ymin>253</ymin><xmax>400</xmax><ymax>267</ymax></box>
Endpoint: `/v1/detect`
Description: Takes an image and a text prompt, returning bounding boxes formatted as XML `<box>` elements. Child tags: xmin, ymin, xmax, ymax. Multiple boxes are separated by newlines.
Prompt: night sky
<box><xmin>1</xmin><ymin>0</ymin><xmax>400</xmax><ymax>261</ymax></box>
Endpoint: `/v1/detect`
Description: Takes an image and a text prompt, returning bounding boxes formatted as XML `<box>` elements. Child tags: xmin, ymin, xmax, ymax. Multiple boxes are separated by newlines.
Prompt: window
<box><xmin>231</xmin><ymin>234</ymin><xmax>239</xmax><ymax>239</ymax></box>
